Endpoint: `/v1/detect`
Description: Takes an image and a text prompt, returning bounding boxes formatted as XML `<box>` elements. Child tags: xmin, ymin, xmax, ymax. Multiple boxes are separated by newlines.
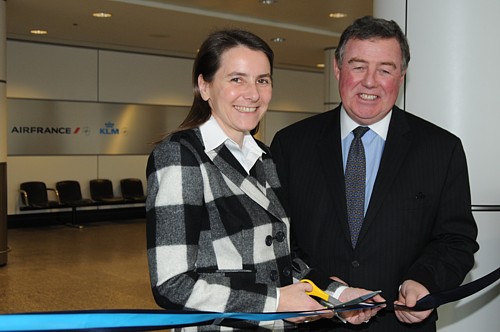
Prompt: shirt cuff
<box><xmin>332</xmin><ymin>285</ymin><xmax>348</xmax><ymax>300</ymax></box>
<box><xmin>276</xmin><ymin>287</ymin><xmax>281</xmax><ymax>311</ymax></box>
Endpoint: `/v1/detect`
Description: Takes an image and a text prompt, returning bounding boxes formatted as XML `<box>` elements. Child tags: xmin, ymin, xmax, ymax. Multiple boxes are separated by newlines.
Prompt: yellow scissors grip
<box><xmin>301</xmin><ymin>279</ymin><xmax>330</xmax><ymax>302</ymax></box>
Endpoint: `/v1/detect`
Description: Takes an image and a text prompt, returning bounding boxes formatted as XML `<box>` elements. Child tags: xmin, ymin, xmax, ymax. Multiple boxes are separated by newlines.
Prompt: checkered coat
<box><xmin>146</xmin><ymin>128</ymin><xmax>294</xmax><ymax>330</ymax></box>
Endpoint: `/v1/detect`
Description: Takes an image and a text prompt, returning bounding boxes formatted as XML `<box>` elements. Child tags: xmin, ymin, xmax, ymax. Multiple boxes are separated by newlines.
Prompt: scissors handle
<box><xmin>300</xmin><ymin>279</ymin><xmax>330</xmax><ymax>302</ymax></box>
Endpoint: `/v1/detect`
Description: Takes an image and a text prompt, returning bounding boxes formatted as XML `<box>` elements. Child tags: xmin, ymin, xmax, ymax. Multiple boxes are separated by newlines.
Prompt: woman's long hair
<box><xmin>175</xmin><ymin>29</ymin><xmax>274</xmax><ymax>136</ymax></box>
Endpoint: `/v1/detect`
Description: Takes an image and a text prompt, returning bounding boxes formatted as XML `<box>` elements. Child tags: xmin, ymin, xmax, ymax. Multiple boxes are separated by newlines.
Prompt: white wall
<box><xmin>98</xmin><ymin>50</ymin><xmax>193</xmax><ymax>105</ymax></box>
<box><xmin>270</xmin><ymin>68</ymin><xmax>323</xmax><ymax>112</ymax></box>
<box><xmin>374</xmin><ymin>0</ymin><xmax>500</xmax><ymax>331</ymax></box>
<box><xmin>7</xmin><ymin>42</ymin><xmax>98</xmax><ymax>101</ymax></box>
<box><xmin>6</xmin><ymin>41</ymin><xmax>323</xmax><ymax>215</ymax></box>
<box><xmin>403</xmin><ymin>2</ymin><xmax>500</xmax><ymax>329</ymax></box>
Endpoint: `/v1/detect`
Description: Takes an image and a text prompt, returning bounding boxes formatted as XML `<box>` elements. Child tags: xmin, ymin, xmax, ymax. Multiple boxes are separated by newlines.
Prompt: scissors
<box><xmin>301</xmin><ymin>279</ymin><xmax>384</xmax><ymax>311</ymax></box>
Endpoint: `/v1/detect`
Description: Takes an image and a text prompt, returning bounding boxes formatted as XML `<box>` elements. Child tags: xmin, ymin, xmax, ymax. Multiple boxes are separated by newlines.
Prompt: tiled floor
<box><xmin>0</xmin><ymin>219</ymin><xmax>159</xmax><ymax>314</ymax></box>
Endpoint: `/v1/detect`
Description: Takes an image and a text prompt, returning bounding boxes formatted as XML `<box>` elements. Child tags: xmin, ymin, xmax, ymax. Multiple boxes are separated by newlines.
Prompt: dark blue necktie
<box><xmin>345</xmin><ymin>126</ymin><xmax>369</xmax><ymax>248</ymax></box>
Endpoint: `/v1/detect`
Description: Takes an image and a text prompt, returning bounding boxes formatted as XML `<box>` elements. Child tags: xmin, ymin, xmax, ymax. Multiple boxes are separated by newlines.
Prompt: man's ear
<box><xmin>399</xmin><ymin>70</ymin><xmax>407</xmax><ymax>83</ymax></box>
<box><xmin>333</xmin><ymin>58</ymin><xmax>341</xmax><ymax>81</ymax></box>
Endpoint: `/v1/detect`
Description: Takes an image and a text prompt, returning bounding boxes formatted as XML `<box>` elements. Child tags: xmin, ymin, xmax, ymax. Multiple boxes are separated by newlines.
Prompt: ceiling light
<box><xmin>271</xmin><ymin>37</ymin><xmax>286</xmax><ymax>43</ymax></box>
<box><xmin>30</xmin><ymin>29</ymin><xmax>48</xmax><ymax>35</ymax></box>
<box><xmin>329</xmin><ymin>12</ymin><xmax>347</xmax><ymax>18</ymax></box>
<box><xmin>92</xmin><ymin>12</ymin><xmax>112</xmax><ymax>18</ymax></box>
<box><xmin>259</xmin><ymin>0</ymin><xmax>277</xmax><ymax>4</ymax></box>
<box><xmin>316</xmin><ymin>64</ymin><xmax>325</xmax><ymax>68</ymax></box>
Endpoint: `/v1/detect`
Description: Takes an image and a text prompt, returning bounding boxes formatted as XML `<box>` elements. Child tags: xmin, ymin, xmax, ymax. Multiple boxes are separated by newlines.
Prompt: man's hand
<box><xmin>394</xmin><ymin>279</ymin><xmax>433</xmax><ymax>323</ymax></box>
<box><xmin>337</xmin><ymin>287</ymin><xmax>386</xmax><ymax>325</ymax></box>
<box><xmin>330</xmin><ymin>275</ymin><xmax>348</xmax><ymax>285</ymax></box>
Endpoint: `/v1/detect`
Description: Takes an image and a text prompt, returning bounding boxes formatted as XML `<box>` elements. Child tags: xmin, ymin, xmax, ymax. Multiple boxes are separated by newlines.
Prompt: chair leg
<box><xmin>65</xmin><ymin>206</ymin><xmax>84</xmax><ymax>229</ymax></box>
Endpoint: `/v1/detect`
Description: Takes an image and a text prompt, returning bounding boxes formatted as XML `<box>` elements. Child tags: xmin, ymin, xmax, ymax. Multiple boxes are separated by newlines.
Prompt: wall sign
<box><xmin>8</xmin><ymin>99</ymin><xmax>189</xmax><ymax>155</ymax></box>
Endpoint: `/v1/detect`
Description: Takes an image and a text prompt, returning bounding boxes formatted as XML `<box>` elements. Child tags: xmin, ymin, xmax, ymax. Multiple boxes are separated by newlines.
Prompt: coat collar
<box><xmin>205</xmin><ymin>139</ymin><xmax>288</xmax><ymax>223</ymax></box>
<box><xmin>363</xmin><ymin>106</ymin><xmax>413</xmax><ymax>222</ymax></box>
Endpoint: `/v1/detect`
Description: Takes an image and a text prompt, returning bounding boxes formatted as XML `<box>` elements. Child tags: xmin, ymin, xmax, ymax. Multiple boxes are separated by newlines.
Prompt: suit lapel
<box><xmin>316</xmin><ymin>108</ymin><xmax>353</xmax><ymax>243</ymax></box>
<box><xmin>358</xmin><ymin>107</ymin><xmax>413</xmax><ymax>243</ymax></box>
<box><xmin>207</xmin><ymin>144</ymin><xmax>286</xmax><ymax>222</ymax></box>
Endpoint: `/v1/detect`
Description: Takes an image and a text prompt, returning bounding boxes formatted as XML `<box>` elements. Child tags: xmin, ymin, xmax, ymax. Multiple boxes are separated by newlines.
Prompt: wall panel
<box><xmin>270</xmin><ymin>68</ymin><xmax>323</xmax><ymax>112</ymax></box>
<box><xmin>6</xmin><ymin>41</ymin><xmax>98</xmax><ymax>101</ymax></box>
<box><xmin>97</xmin><ymin>155</ymin><xmax>149</xmax><ymax>197</ymax></box>
<box><xmin>263</xmin><ymin>110</ymin><xmax>318</xmax><ymax>146</ymax></box>
<box><xmin>98</xmin><ymin>51</ymin><xmax>192</xmax><ymax>105</ymax></box>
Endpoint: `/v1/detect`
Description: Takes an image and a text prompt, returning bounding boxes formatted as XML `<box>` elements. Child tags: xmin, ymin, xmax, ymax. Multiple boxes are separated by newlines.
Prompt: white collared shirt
<box><xmin>341</xmin><ymin>107</ymin><xmax>392</xmax><ymax>213</ymax></box>
<box><xmin>199</xmin><ymin>116</ymin><xmax>266</xmax><ymax>174</ymax></box>
<box><xmin>340</xmin><ymin>107</ymin><xmax>391</xmax><ymax>141</ymax></box>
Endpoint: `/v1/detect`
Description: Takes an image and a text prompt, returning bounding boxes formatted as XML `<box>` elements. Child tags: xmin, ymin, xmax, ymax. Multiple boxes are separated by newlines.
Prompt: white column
<box><xmin>373</xmin><ymin>0</ymin><xmax>406</xmax><ymax>109</ymax></box>
<box><xmin>374</xmin><ymin>1</ymin><xmax>500</xmax><ymax>331</ymax></box>
<box><xmin>373</xmin><ymin>0</ymin><xmax>406</xmax><ymax>27</ymax></box>
<box><xmin>323</xmin><ymin>47</ymin><xmax>340</xmax><ymax>111</ymax></box>
<box><xmin>0</xmin><ymin>0</ymin><xmax>8</xmax><ymax>266</ymax></box>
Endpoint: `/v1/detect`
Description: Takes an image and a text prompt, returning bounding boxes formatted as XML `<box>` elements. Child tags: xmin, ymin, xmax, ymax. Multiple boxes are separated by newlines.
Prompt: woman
<box><xmin>146</xmin><ymin>29</ymin><xmax>380</xmax><ymax>331</ymax></box>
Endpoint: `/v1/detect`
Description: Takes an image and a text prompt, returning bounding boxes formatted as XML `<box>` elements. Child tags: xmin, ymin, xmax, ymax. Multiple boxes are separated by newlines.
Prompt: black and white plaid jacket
<box><xmin>146</xmin><ymin>128</ymin><xmax>295</xmax><ymax>330</ymax></box>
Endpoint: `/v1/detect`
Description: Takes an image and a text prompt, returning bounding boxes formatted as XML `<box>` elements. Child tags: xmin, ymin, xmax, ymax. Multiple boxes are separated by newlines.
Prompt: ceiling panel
<box><xmin>6</xmin><ymin>0</ymin><xmax>373</xmax><ymax>72</ymax></box>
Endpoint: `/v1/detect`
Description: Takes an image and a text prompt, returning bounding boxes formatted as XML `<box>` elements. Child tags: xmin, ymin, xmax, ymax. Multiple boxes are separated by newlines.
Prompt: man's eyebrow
<box><xmin>347</xmin><ymin>58</ymin><xmax>397</xmax><ymax>69</ymax></box>
<box><xmin>379</xmin><ymin>61</ymin><xmax>397</xmax><ymax>69</ymax></box>
<box><xmin>347</xmin><ymin>58</ymin><xmax>368</xmax><ymax>65</ymax></box>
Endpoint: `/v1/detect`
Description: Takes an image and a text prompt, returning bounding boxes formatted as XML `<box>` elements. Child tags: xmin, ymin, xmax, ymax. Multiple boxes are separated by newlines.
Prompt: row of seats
<box><xmin>19</xmin><ymin>178</ymin><xmax>146</xmax><ymax>211</ymax></box>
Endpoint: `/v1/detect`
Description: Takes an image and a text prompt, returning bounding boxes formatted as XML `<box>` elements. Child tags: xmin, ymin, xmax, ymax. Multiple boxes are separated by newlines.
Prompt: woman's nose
<box><xmin>244</xmin><ymin>83</ymin><xmax>260</xmax><ymax>101</ymax></box>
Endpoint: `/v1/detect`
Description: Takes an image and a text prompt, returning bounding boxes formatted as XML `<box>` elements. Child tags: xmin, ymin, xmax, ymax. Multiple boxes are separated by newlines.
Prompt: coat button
<box><xmin>270</xmin><ymin>270</ymin><xmax>279</xmax><ymax>281</ymax></box>
<box><xmin>265</xmin><ymin>235</ymin><xmax>273</xmax><ymax>246</ymax></box>
<box><xmin>282</xmin><ymin>266</ymin><xmax>291</xmax><ymax>277</ymax></box>
<box><xmin>351</xmin><ymin>260</ymin><xmax>360</xmax><ymax>268</ymax></box>
<box><xmin>275</xmin><ymin>231</ymin><xmax>285</xmax><ymax>242</ymax></box>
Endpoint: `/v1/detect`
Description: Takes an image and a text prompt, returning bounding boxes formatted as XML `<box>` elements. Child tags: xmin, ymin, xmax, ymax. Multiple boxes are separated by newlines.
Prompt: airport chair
<box><xmin>89</xmin><ymin>179</ymin><xmax>126</xmax><ymax>204</ymax></box>
<box><xmin>56</xmin><ymin>180</ymin><xmax>96</xmax><ymax>207</ymax></box>
<box><xmin>19</xmin><ymin>181</ymin><xmax>64</xmax><ymax>210</ymax></box>
<box><xmin>56</xmin><ymin>180</ymin><xmax>98</xmax><ymax>227</ymax></box>
<box><xmin>120</xmin><ymin>178</ymin><xmax>147</xmax><ymax>203</ymax></box>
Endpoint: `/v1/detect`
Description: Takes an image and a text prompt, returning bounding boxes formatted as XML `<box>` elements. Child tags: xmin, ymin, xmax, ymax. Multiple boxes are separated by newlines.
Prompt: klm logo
<box><xmin>100</xmin><ymin>121</ymin><xmax>119</xmax><ymax>135</ymax></box>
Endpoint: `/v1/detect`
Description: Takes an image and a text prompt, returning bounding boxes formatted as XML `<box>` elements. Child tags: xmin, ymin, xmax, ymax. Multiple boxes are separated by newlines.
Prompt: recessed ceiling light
<box><xmin>271</xmin><ymin>37</ymin><xmax>286</xmax><ymax>43</ymax></box>
<box><xmin>316</xmin><ymin>63</ymin><xmax>325</xmax><ymax>68</ymax></box>
<box><xmin>259</xmin><ymin>0</ymin><xmax>277</xmax><ymax>4</ymax></box>
<box><xmin>92</xmin><ymin>12</ymin><xmax>112</xmax><ymax>18</ymax></box>
<box><xmin>329</xmin><ymin>12</ymin><xmax>347</xmax><ymax>18</ymax></box>
<box><xmin>30</xmin><ymin>29</ymin><xmax>48</xmax><ymax>35</ymax></box>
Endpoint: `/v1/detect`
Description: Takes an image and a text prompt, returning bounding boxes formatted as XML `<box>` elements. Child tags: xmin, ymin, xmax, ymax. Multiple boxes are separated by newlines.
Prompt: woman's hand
<box><xmin>278</xmin><ymin>282</ymin><xmax>333</xmax><ymax>324</ymax></box>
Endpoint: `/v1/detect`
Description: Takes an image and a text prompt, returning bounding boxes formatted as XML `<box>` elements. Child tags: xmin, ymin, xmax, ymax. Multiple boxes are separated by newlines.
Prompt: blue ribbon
<box><xmin>3</xmin><ymin>268</ymin><xmax>497</xmax><ymax>331</ymax></box>
<box><xmin>0</xmin><ymin>309</ymin><xmax>317</xmax><ymax>331</ymax></box>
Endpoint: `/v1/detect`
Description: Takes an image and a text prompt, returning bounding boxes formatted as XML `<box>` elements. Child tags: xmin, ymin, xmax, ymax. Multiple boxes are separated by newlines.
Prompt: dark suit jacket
<box><xmin>270</xmin><ymin>105</ymin><xmax>479</xmax><ymax>331</ymax></box>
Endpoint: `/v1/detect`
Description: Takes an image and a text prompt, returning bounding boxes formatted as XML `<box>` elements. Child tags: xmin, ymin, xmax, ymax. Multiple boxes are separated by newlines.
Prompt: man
<box><xmin>270</xmin><ymin>16</ymin><xmax>479</xmax><ymax>331</ymax></box>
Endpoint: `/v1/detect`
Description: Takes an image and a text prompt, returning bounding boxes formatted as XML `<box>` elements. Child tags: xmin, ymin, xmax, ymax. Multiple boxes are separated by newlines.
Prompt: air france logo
<box><xmin>11</xmin><ymin>126</ymin><xmax>82</xmax><ymax>134</ymax></box>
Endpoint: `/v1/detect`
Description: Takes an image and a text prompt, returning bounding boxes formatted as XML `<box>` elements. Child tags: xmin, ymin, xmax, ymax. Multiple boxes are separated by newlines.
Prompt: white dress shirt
<box><xmin>199</xmin><ymin>116</ymin><xmax>266</xmax><ymax>174</ymax></box>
